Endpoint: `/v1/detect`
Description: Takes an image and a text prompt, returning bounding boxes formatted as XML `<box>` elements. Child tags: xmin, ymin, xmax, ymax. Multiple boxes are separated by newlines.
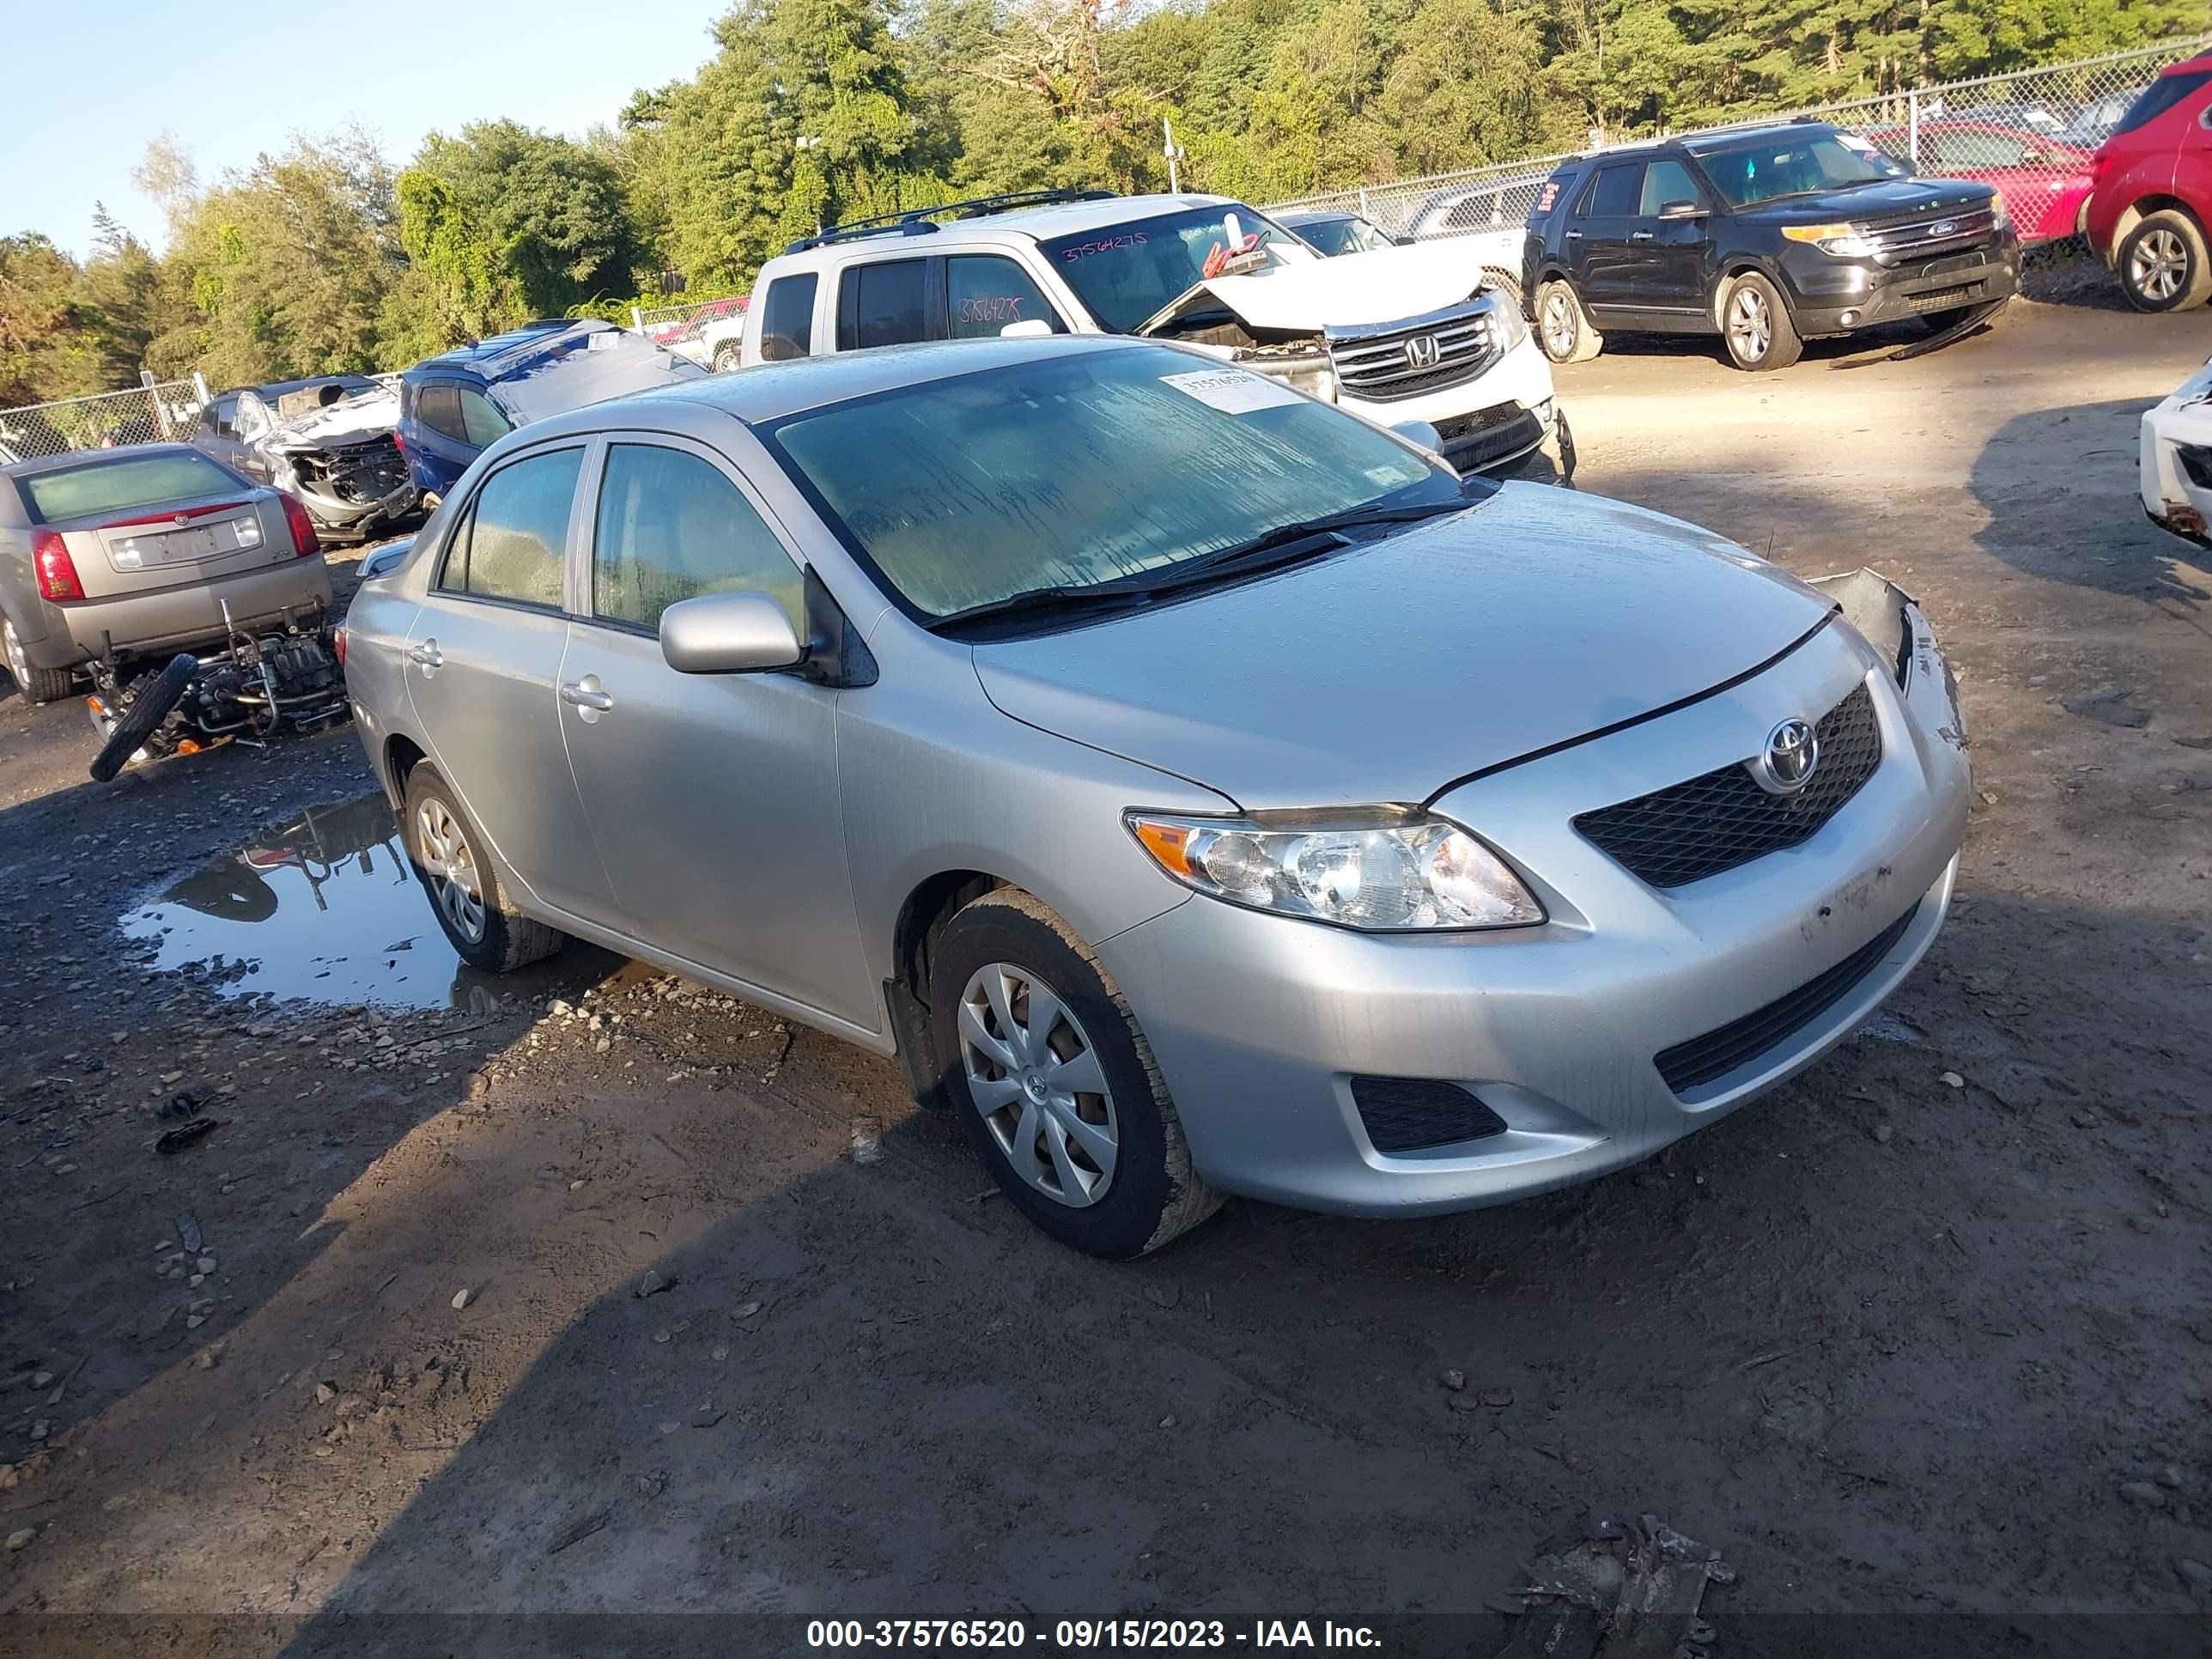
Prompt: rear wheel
<box><xmin>1480</xmin><ymin>267</ymin><xmax>1524</xmax><ymax>312</ymax></box>
<box><xmin>2118</xmin><ymin>210</ymin><xmax>2212</xmax><ymax>313</ymax></box>
<box><xmin>1536</xmin><ymin>279</ymin><xmax>1602</xmax><ymax>364</ymax></box>
<box><xmin>711</xmin><ymin>341</ymin><xmax>741</xmax><ymax>372</ymax></box>
<box><xmin>3</xmin><ymin>617</ymin><xmax>73</xmax><ymax>705</ymax></box>
<box><xmin>1720</xmin><ymin>272</ymin><xmax>1802</xmax><ymax>371</ymax></box>
<box><xmin>402</xmin><ymin>763</ymin><xmax>563</xmax><ymax>973</ymax></box>
<box><xmin>931</xmin><ymin>889</ymin><xmax>1220</xmax><ymax>1259</ymax></box>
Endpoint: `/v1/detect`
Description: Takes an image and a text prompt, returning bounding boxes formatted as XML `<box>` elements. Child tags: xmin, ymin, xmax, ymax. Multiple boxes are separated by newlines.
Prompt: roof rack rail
<box><xmin>784</xmin><ymin>189</ymin><xmax>1118</xmax><ymax>255</ymax></box>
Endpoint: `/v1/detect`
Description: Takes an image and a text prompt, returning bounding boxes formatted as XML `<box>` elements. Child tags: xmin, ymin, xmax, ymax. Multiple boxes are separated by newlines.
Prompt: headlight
<box><xmin>1258</xmin><ymin>349</ymin><xmax>1337</xmax><ymax>404</ymax></box>
<box><xmin>1126</xmin><ymin>811</ymin><xmax>1545</xmax><ymax>932</ymax></box>
<box><xmin>1990</xmin><ymin>191</ymin><xmax>2009</xmax><ymax>230</ymax></box>
<box><xmin>1490</xmin><ymin>295</ymin><xmax>1530</xmax><ymax>352</ymax></box>
<box><xmin>1781</xmin><ymin>222</ymin><xmax>1878</xmax><ymax>258</ymax></box>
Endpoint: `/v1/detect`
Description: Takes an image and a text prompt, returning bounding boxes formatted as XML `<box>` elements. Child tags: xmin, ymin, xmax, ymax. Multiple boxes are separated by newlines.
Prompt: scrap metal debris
<box><xmin>1493</xmin><ymin>1514</ymin><xmax>1734</xmax><ymax>1659</ymax></box>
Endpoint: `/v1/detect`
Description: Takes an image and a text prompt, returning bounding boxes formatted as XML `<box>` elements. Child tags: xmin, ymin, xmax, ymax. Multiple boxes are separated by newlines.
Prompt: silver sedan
<box><xmin>340</xmin><ymin>335</ymin><xmax>1969</xmax><ymax>1257</ymax></box>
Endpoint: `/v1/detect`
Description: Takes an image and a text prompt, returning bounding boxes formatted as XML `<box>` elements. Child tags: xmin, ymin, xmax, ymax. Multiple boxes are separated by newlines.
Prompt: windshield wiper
<box><xmin>930</xmin><ymin>498</ymin><xmax>1469</xmax><ymax>635</ymax></box>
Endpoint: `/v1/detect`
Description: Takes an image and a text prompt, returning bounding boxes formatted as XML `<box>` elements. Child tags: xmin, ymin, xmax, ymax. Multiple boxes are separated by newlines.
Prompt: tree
<box><xmin>0</xmin><ymin>233</ymin><xmax>95</xmax><ymax>405</ymax></box>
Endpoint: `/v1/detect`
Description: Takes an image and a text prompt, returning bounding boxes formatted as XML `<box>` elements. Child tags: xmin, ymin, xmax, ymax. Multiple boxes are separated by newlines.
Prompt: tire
<box><xmin>88</xmin><ymin>653</ymin><xmax>195</xmax><ymax>782</ymax></box>
<box><xmin>401</xmin><ymin>763</ymin><xmax>563</xmax><ymax>974</ymax></box>
<box><xmin>931</xmin><ymin>889</ymin><xmax>1221</xmax><ymax>1259</ymax></box>
<box><xmin>1719</xmin><ymin>271</ymin><xmax>1802</xmax><ymax>371</ymax></box>
<box><xmin>711</xmin><ymin>341</ymin><xmax>740</xmax><ymax>372</ymax></box>
<box><xmin>3</xmin><ymin>617</ymin><xmax>73</xmax><ymax>705</ymax></box>
<box><xmin>2117</xmin><ymin>210</ymin><xmax>2212</xmax><ymax>313</ymax></box>
<box><xmin>1480</xmin><ymin>267</ymin><xmax>1524</xmax><ymax>311</ymax></box>
<box><xmin>1535</xmin><ymin>279</ymin><xmax>1602</xmax><ymax>364</ymax></box>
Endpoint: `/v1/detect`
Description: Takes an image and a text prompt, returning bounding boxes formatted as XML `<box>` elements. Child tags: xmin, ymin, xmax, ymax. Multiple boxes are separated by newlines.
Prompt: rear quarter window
<box><xmin>2113</xmin><ymin>70</ymin><xmax>2211</xmax><ymax>137</ymax></box>
<box><xmin>1532</xmin><ymin>166</ymin><xmax>1583</xmax><ymax>223</ymax></box>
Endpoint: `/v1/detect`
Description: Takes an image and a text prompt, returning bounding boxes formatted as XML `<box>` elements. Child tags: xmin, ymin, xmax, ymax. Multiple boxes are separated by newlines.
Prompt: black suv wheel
<box><xmin>1535</xmin><ymin>280</ymin><xmax>1602</xmax><ymax>364</ymax></box>
<box><xmin>1719</xmin><ymin>272</ymin><xmax>1802</xmax><ymax>371</ymax></box>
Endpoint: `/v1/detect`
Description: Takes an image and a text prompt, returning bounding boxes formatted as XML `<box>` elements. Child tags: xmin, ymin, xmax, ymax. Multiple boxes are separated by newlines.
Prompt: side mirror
<box><xmin>1389</xmin><ymin>419</ymin><xmax>1442</xmax><ymax>453</ymax></box>
<box><xmin>1393</xmin><ymin>234</ymin><xmax>1417</xmax><ymax>246</ymax></box>
<box><xmin>1658</xmin><ymin>200</ymin><xmax>1707</xmax><ymax>221</ymax></box>
<box><xmin>659</xmin><ymin>591</ymin><xmax>805</xmax><ymax>675</ymax></box>
<box><xmin>2020</xmin><ymin>148</ymin><xmax>2045</xmax><ymax>165</ymax></box>
<box><xmin>358</xmin><ymin>539</ymin><xmax>414</xmax><ymax>580</ymax></box>
<box><xmin>999</xmin><ymin>319</ymin><xmax>1053</xmax><ymax>339</ymax></box>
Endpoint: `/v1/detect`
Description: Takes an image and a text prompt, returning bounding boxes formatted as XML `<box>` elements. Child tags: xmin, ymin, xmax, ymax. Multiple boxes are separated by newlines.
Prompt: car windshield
<box><xmin>21</xmin><ymin>452</ymin><xmax>241</xmax><ymax>522</ymax></box>
<box><xmin>1039</xmin><ymin>206</ymin><xmax>1310</xmax><ymax>333</ymax></box>
<box><xmin>1695</xmin><ymin>132</ymin><xmax>1904</xmax><ymax>206</ymax></box>
<box><xmin>762</xmin><ymin>343</ymin><xmax>1453</xmax><ymax>623</ymax></box>
<box><xmin>1298</xmin><ymin>216</ymin><xmax>1394</xmax><ymax>256</ymax></box>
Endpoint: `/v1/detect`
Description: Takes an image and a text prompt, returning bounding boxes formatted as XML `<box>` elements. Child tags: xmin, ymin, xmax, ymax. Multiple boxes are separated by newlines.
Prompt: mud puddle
<box><xmin>119</xmin><ymin>793</ymin><xmax>599</xmax><ymax>1010</ymax></box>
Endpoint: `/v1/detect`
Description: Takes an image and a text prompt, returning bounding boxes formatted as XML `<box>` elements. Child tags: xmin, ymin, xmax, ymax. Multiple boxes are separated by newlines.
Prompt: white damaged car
<box><xmin>2141</xmin><ymin>354</ymin><xmax>2212</xmax><ymax>547</ymax></box>
<box><xmin>738</xmin><ymin>190</ymin><xmax>1571</xmax><ymax>481</ymax></box>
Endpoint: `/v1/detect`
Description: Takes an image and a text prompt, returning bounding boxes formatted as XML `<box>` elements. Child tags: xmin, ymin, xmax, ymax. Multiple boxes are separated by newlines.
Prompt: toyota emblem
<box><xmin>1754</xmin><ymin>718</ymin><xmax>1820</xmax><ymax>796</ymax></box>
<box><xmin>1403</xmin><ymin>334</ymin><xmax>1442</xmax><ymax>370</ymax></box>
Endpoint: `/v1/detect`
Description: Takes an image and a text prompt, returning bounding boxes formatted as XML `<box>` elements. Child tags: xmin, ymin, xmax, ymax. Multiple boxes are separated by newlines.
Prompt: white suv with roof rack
<box><xmin>737</xmin><ymin>190</ymin><xmax>1571</xmax><ymax>481</ymax></box>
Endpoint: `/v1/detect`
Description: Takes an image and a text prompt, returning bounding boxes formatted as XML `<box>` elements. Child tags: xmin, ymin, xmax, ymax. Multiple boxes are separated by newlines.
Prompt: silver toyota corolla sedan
<box><xmin>342</xmin><ymin>334</ymin><xmax>1969</xmax><ymax>1258</ymax></box>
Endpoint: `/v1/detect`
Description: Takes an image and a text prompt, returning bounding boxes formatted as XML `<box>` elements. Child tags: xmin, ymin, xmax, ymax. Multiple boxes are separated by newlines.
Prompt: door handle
<box><xmin>407</xmin><ymin>640</ymin><xmax>442</xmax><ymax>669</ymax></box>
<box><xmin>1565</xmin><ymin>229</ymin><xmax>1584</xmax><ymax>240</ymax></box>
<box><xmin>560</xmin><ymin>679</ymin><xmax>614</xmax><ymax>713</ymax></box>
<box><xmin>1629</xmin><ymin>230</ymin><xmax>1655</xmax><ymax>242</ymax></box>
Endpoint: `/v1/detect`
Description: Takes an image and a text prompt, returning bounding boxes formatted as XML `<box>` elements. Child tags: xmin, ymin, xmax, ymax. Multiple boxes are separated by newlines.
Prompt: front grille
<box><xmin>1434</xmin><ymin>408</ymin><xmax>1542</xmax><ymax>474</ymax></box>
<box><xmin>1351</xmin><ymin>1077</ymin><xmax>1508</xmax><ymax>1153</ymax></box>
<box><xmin>1863</xmin><ymin>207</ymin><xmax>1998</xmax><ymax>264</ymax></box>
<box><xmin>1328</xmin><ymin>312</ymin><xmax>1498</xmax><ymax>402</ymax></box>
<box><xmin>1573</xmin><ymin>682</ymin><xmax>1883</xmax><ymax>890</ymax></box>
<box><xmin>1654</xmin><ymin>901</ymin><xmax>1922</xmax><ymax>1097</ymax></box>
<box><xmin>1905</xmin><ymin>282</ymin><xmax>1984</xmax><ymax>311</ymax></box>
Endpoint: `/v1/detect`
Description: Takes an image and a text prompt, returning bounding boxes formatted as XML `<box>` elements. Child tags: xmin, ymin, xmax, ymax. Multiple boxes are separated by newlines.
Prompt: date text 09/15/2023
<box><xmin>805</xmin><ymin>1619</ymin><xmax>1384</xmax><ymax>1649</ymax></box>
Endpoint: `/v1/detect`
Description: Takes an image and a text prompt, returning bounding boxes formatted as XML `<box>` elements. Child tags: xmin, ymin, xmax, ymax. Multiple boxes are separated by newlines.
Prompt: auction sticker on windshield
<box><xmin>1160</xmin><ymin>368</ymin><xmax>1305</xmax><ymax>415</ymax></box>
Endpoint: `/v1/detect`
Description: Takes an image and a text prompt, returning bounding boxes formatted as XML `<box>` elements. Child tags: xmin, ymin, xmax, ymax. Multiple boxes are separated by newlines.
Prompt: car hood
<box><xmin>971</xmin><ymin>485</ymin><xmax>1837</xmax><ymax>809</ymax></box>
<box><xmin>1735</xmin><ymin>177</ymin><xmax>1997</xmax><ymax>225</ymax></box>
<box><xmin>1159</xmin><ymin>240</ymin><xmax>1488</xmax><ymax>332</ymax></box>
<box><xmin>262</xmin><ymin>386</ymin><xmax>400</xmax><ymax>453</ymax></box>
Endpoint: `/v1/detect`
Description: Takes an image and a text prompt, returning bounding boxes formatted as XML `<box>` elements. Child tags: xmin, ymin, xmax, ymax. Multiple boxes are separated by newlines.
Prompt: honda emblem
<box><xmin>1403</xmin><ymin>335</ymin><xmax>1442</xmax><ymax>370</ymax></box>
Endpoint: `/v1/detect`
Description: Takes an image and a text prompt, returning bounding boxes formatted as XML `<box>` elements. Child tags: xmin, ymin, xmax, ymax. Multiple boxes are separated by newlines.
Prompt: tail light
<box><xmin>332</xmin><ymin>624</ymin><xmax>348</xmax><ymax>669</ymax></box>
<box><xmin>32</xmin><ymin>530</ymin><xmax>84</xmax><ymax>601</ymax></box>
<box><xmin>391</xmin><ymin>429</ymin><xmax>404</xmax><ymax>457</ymax></box>
<box><xmin>279</xmin><ymin>493</ymin><xmax>320</xmax><ymax>556</ymax></box>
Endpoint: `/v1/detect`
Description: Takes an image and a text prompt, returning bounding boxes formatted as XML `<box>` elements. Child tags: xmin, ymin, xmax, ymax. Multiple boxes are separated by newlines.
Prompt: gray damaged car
<box><xmin>339</xmin><ymin>335</ymin><xmax>1970</xmax><ymax>1258</ymax></box>
<box><xmin>193</xmin><ymin>378</ymin><xmax>416</xmax><ymax>542</ymax></box>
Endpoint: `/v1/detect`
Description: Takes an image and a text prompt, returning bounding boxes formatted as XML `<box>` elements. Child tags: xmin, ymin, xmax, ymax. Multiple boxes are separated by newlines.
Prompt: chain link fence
<box><xmin>0</xmin><ymin>376</ymin><xmax>212</xmax><ymax>464</ymax></box>
<box><xmin>1267</xmin><ymin>34</ymin><xmax>2210</xmax><ymax>249</ymax></box>
<box><xmin>630</xmin><ymin>295</ymin><xmax>750</xmax><ymax>368</ymax></box>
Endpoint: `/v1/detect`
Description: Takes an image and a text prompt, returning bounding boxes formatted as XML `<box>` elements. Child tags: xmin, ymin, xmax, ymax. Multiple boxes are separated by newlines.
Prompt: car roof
<box><xmin>230</xmin><ymin>374</ymin><xmax>377</xmax><ymax>399</ymax></box>
<box><xmin>1679</xmin><ymin>121</ymin><xmax>1840</xmax><ymax>153</ymax></box>
<box><xmin>2160</xmin><ymin>52</ymin><xmax>2212</xmax><ymax>76</ymax></box>
<box><xmin>404</xmin><ymin>320</ymin><xmax>604</xmax><ymax>382</ymax></box>
<box><xmin>502</xmin><ymin>334</ymin><xmax>1160</xmax><ymax>439</ymax></box>
<box><xmin>0</xmin><ymin>441</ymin><xmax>221</xmax><ymax>481</ymax></box>
<box><xmin>787</xmin><ymin>193</ymin><xmax>1249</xmax><ymax>256</ymax></box>
<box><xmin>1275</xmin><ymin>209</ymin><xmax>1354</xmax><ymax>227</ymax></box>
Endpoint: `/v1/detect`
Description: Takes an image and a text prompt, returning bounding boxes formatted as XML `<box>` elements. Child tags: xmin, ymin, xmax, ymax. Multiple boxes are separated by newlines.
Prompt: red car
<box><xmin>1865</xmin><ymin>118</ymin><xmax>2094</xmax><ymax>244</ymax></box>
<box><xmin>2085</xmin><ymin>52</ymin><xmax>2212</xmax><ymax>311</ymax></box>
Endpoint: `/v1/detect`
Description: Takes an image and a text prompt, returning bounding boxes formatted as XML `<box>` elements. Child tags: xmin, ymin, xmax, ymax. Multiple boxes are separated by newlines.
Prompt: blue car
<box><xmin>396</xmin><ymin>320</ymin><xmax>707</xmax><ymax>501</ymax></box>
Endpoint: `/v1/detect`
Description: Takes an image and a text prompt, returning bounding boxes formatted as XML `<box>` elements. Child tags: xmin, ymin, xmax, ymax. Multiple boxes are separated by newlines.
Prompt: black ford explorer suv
<box><xmin>1521</xmin><ymin>121</ymin><xmax>2021</xmax><ymax>371</ymax></box>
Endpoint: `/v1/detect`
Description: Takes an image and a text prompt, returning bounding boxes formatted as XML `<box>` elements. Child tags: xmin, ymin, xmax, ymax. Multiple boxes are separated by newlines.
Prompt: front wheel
<box><xmin>1719</xmin><ymin>272</ymin><xmax>1802</xmax><ymax>371</ymax></box>
<box><xmin>932</xmin><ymin>889</ymin><xmax>1221</xmax><ymax>1259</ymax></box>
<box><xmin>2118</xmin><ymin>210</ymin><xmax>2212</xmax><ymax>313</ymax></box>
<box><xmin>402</xmin><ymin>763</ymin><xmax>563</xmax><ymax>973</ymax></box>
<box><xmin>1535</xmin><ymin>279</ymin><xmax>1602</xmax><ymax>364</ymax></box>
<box><xmin>88</xmin><ymin>654</ymin><xmax>195</xmax><ymax>782</ymax></box>
<box><xmin>711</xmin><ymin>341</ymin><xmax>741</xmax><ymax>372</ymax></box>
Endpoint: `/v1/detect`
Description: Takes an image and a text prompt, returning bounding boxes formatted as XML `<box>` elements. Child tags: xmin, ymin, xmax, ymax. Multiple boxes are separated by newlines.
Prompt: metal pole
<box><xmin>1164</xmin><ymin>119</ymin><xmax>1181</xmax><ymax>195</ymax></box>
<box><xmin>1907</xmin><ymin>90</ymin><xmax>1920</xmax><ymax>169</ymax></box>
<box><xmin>631</xmin><ymin>306</ymin><xmax>646</xmax><ymax>333</ymax></box>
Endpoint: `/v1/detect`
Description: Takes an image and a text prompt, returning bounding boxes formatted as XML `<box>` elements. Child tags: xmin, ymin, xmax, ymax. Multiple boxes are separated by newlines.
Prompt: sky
<box><xmin>0</xmin><ymin>0</ymin><xmax>732</xmax><ymax>256</ymax></box>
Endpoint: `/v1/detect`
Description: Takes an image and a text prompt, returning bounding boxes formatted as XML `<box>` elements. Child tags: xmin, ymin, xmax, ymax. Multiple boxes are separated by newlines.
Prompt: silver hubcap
<box><xmin>957</xmin><ymin>963</ymin><xmax>1119</xmax><ymax>1208</ymax></box>
<box><xmin>1728</xmin><ymin>287</ymin><xmax>1771</xmax><ymax>361</ymax></box>
<box><xmin>2131</xmin><ymin>228</ymin><xmax>2188</xmax><ymax>301</ymax></box>
<box><xmin>414</xmin><ymin>798</ymin><xmax>486</xmax><ymax>945</ymax></box>
<box><xmin>1541</xmin><ymin>290</ymin><xmax>1576</xmax><ymax>356</ymax></box>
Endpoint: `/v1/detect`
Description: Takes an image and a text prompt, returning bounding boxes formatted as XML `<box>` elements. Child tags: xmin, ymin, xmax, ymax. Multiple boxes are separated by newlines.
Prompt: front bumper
<box><xmin>2140</xmin><ymin>361</ymin><xmax>2212</xmax><ymax>548</ymax></box>
<box><xmin>296</xmin><ymin>477</ymin><xmax>421</xmax><ymax>541</ymax></box>
<box><xmin>1096</xmin><ymin>574</ymin><xmax>1970</xmax><ymax>1217</ymax></box>
<box><xmin>1340</xmin><ymin>331</ymin><xmax>1560</xmax><ymax>477</ymax></box>
<box><xmin>1784</xmin><ymin>229</ymin><xmax>2021</xmax><ymax>335</ymax></box>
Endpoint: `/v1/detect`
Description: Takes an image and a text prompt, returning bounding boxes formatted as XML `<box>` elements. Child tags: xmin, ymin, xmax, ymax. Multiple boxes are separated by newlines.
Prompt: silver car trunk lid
<box><xmin>70</xmin><ymin>499</ymin><xmax>285</xmax><ymax>596</ymax></box>
<box><xmin>970</xmin><ymin>485</ymin><xmax>1837</xmax><ymax>809</ymax></box>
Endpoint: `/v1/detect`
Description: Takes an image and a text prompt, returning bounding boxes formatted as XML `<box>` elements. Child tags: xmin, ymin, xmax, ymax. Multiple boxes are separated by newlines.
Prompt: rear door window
<box><xmin>1930</xmin><ymin>127</ymin><xmax>2027</xmax><ymax>167</ymax></box>
<box><xmin>438</xmin><ymin>447</ymin><xmax>583</xmax><ymax>609</ymax></box>
<box><xmin>836</xmin><ymin>258</ymin><xmax>931</xmax><ymax>350</ymax></box>
<box><xmin>946</xmin><ymin>255</ymin><xmax>1064</xmax><ymax>338</ymax></box>
<box><xmin>2113</xmin><ymin>71</ymin><xmax>2212</xmax><ymax>137</ymax></box>
<box><xmin>416</xmin><ymin>385</ymin><xmax>466</xmax><ymax>442</ymax></box>
<box><xmin>759</xmin><ymin>273</ymin><xmax>818</xmax><ymax>360</ymax></box>
<box><xmin>1581</xmin><ymin>164</ymin><xmax>1644</xmax><ymax>217</ymax></box>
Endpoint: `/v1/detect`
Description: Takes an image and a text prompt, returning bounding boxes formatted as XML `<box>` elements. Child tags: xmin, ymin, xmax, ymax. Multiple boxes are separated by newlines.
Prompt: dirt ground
<box><xmin>1</xmin><ymin>298</ymin><xmax>2208</xmax><ymax>1658</ymax></box>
